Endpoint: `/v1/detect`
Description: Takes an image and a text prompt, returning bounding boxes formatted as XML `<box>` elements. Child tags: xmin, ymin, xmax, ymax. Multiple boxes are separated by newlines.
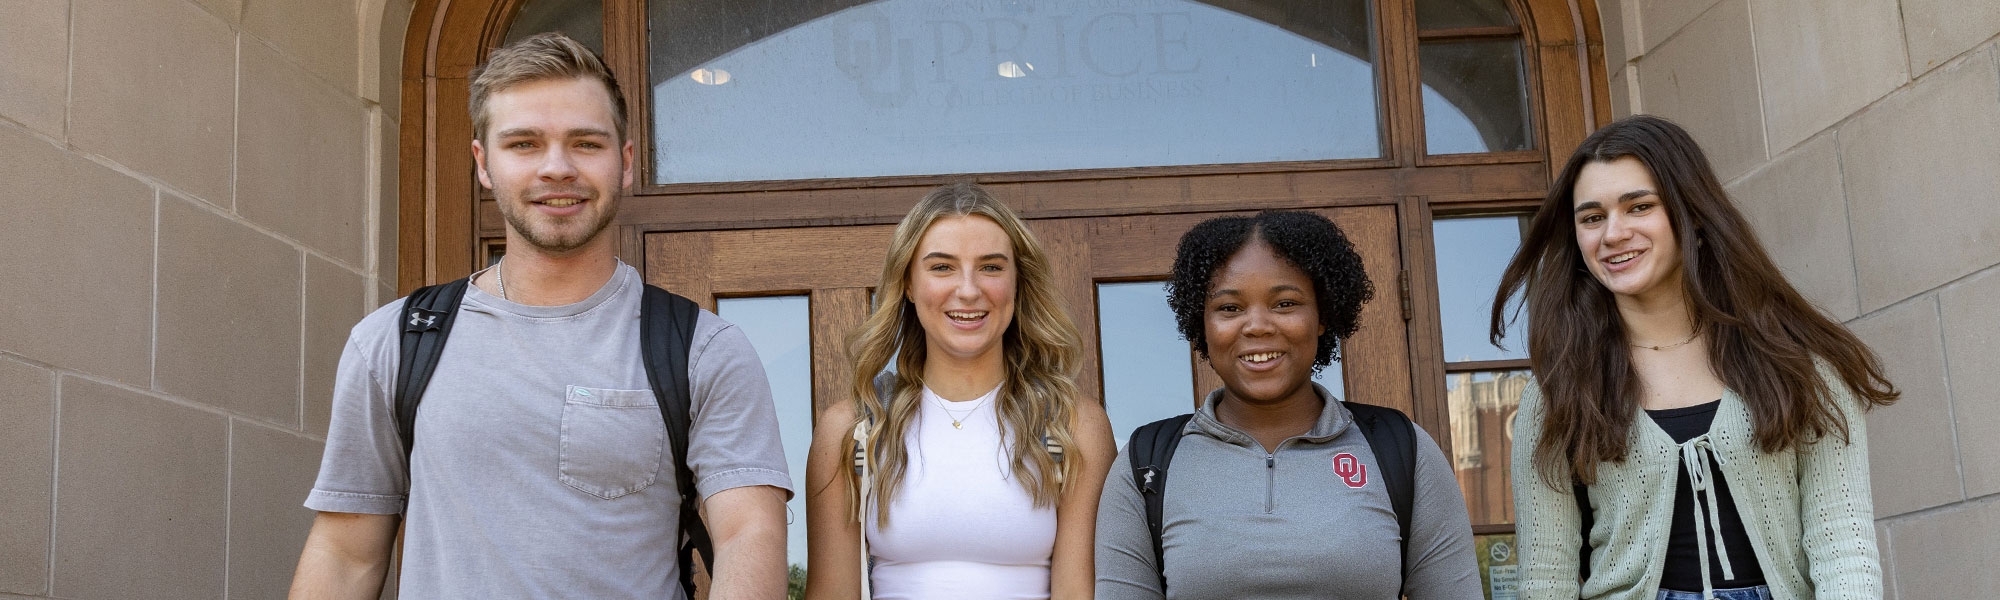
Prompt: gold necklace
<box><xmin>1630</xmin><ymin>327</ymin><xmax>1701</xmax><ymax>351</ymax></box>
<box><xmin>934</xmin><ymin>395</ymin><xmax>989</xmax><ymax>429</ymax></box>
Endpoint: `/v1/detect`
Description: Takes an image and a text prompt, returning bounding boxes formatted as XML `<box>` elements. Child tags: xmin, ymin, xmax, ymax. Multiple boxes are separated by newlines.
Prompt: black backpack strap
<box><xmin>1128</xmin><ymin>413</ymin><xmax>1195</xmax><ymax>590</ymax></box>
<box><xmin>638</xmin><ymin>285</ymin><xmax>707</xmax><ymax>598</ymax></box>
<box><xmin>394</xmin><ymin>279</ymin><xmax>471</xmax><ymax>460</ymax></box>
<box><xmin>1346</xmin><ymin>402</ymin><xmax>1418</xmax><ymax>592</ymax></box>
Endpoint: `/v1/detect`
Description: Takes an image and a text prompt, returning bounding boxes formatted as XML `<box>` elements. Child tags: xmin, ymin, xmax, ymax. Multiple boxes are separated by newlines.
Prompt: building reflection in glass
<box><xmin>1446</xmin><ymin>369</ymin><xmax>1530</xmax><ymax>526</ymax></box>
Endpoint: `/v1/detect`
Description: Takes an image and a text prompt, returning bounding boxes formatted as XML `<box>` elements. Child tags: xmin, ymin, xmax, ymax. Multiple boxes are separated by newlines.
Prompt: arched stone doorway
<box><xmin>397</xmin><ymin>0</ymin><xmax>1610</xmax><ymax>593</ymax></box>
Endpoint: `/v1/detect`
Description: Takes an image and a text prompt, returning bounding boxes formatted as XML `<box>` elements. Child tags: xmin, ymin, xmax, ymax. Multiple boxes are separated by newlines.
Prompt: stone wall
<box><xmin>1600</xmin><ymin>0</ymin><xmax>2000</xmax><ymax>595</ymax></box>
<box><xmin>0</xmin><ymin>0</ymin><xmax>412</xmax><ymax>597</ymax></box>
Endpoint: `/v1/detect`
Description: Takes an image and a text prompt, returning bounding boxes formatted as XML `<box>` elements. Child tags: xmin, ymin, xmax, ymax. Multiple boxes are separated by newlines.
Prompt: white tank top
<box><xmin>864</xmin><ymin>385</ymin><xmax>1057</xmax><ymax>600</ymax></box>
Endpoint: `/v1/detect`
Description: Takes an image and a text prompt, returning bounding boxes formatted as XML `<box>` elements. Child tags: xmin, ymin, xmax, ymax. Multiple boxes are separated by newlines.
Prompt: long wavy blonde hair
<box><xmin>849</xmin><ymin>183</ymin><xmax>1083</xmax><ymax>525</ymax></box>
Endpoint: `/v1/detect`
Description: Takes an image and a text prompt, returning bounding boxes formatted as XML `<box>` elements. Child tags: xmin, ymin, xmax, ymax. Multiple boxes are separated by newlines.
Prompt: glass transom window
<box><xmin>648</xmin><ymin>0</ymin><xmax>1382</xmax><ymax>184</ymax></box>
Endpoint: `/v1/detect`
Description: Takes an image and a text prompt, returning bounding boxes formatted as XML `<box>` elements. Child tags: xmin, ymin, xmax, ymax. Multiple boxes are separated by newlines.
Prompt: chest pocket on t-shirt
<box><xmin>558</xmin><ymin>385</ymin><xmax>666</xmax><ymax>500</ymax></box>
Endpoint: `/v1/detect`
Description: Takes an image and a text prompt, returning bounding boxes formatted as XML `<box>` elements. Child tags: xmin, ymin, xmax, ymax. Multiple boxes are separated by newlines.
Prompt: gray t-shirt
<box><xmin>306</xmin><ymin>262</ymin><xmax>792</xmax><ymax>599</ymax></box>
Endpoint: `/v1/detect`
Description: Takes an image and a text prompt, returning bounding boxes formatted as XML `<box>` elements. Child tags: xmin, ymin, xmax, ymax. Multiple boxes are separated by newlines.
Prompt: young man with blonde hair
<box><xmin>289</xmin><ymin>33</ymin><xmax>790</xmax><ymax>599</ymax></box>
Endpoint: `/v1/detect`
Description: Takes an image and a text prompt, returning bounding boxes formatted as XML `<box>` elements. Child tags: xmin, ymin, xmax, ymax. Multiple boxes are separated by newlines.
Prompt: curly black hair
<box><xmin>1165</xmin><ymin>211</ymin><xmax>1375</xmax><ymax>370</ymax></box>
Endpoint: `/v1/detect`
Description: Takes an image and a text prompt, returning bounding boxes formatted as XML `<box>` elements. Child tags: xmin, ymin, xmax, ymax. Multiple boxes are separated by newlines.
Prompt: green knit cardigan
<box><xmin>1510</xmin><ymin>367</ymin><xmax>1882</xmax><ymax>599</ymax></box>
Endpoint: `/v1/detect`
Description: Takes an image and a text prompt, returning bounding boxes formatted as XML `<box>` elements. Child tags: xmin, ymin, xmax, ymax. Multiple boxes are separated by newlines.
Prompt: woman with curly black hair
<box><xmin>1094</xmin><ymin>210</ymin><xmax>1480</xmax><ymax>599</ymax></box>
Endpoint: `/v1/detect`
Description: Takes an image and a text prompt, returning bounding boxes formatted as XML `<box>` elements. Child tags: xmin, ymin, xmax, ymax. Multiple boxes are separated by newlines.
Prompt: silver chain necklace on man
<box><xmin>934</xmin><ymin>395</ymin><xmax>989</xmax><ymax>429</ymax></box>
<box><xmin>495</xmin><ymin>258</ymin><xmax>508</xmax><ymax>301</ymax></box>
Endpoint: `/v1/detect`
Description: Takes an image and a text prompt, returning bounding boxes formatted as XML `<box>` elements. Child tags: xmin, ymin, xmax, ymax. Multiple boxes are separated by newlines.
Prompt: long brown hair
<box><xmin>1491</xmin><ymin>115</ymin><xmax>1898</xmax><ymax>488</ymax></box>
<box><xmin>848</xmin><ymin>183</ymin><xmax>1083</xmax><ymax>524</ymax></box>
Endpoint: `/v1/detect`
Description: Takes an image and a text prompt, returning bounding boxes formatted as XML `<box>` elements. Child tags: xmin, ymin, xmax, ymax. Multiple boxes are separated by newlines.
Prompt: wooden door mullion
<box><xmin>809</xmin><ymin>287</ymin><xmax>869</xmax><ymax>415</ymax></box>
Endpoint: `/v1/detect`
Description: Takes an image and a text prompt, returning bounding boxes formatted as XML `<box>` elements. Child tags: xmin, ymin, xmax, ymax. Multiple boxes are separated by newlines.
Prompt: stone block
<box><xmin>1900</xmin><ymin>0</ymin><xmax>2000</xmax><ymax>75</ymax></box>
<box><xmin>156</xmin><ymin>194</ymin><xmax>303</xmax><ymax>422</ymax></box>
<box><xmin>227</xmin><ymin>421</ymin><xmax>324</xmax><ymax>600</ymax></box>
<box><xmin>1637</xmin><ymin>0</ymin><xmax>1726</xmax><ymax>55</ymax></box>
<box><xmin>376</xmin><ymin>107</ymin><xmax>400</xmax><ymax>291</ymax></box>
<box><xmin>1608</xmin><ymin>66</ymin><xmax>1633</xmax><ymax>119</ymax></box>
<box><xmin>1723</xmin><ymin>133</ymin><xmax>1860</xmax><ymax>321</ymax></box>
<box><xmin>1886</xmin><ymin>497</ymin><xmax>2000</xmax><ymax>598</ymax></box>
<box><xmin>0</xmin><ymin>0</ymin><xmax>69</xmax><ymax>137</ymax></box>
<box><xmin>1751</xmin><ymin>0</ymin><xmax>1909</xmax><ymax>153</ymax></box>
<box><xmin>1878</xmin><ymin>522</ymin><xmax>1896</xmax><ymax>600</ymax></box>
<box><xmin>238</xmin><ymin>38</ymin><xmax>370</xmax><ymax>264</ymax></box>
<box><xmin>1600</xmin><ymin>0</ymin><xmax>1634</xmax><ymax>68</ymax></box>
<box><xmin>53</xmin><ymin>377</ymin><xmax>227</xmax><ymax>600</ymax></box>
<box><xmin>366</xmin><ymin>0</ymin><xmax>414</xmax><ymax>118</ymax></box>
<box><xmin>1634</xmin><ymin>0</ymin><xmax>1766</xmax><ymax>181</ymax></box>
<box><xmin>0</xmin><ymin>126</ymin><xmax>155</xmax><ymax>386</ymax></box>
<box><xmin>306</xmin><ymin>256</ymin><xmax>367</xmax><ymax>438</ymax></box>
<box><xmin>69</xmin><ymin>0</ymin><xmax>236</xmax><ymax>206</ymax></box>
<box><xmin>379</xmin><ymin>283</ymin><xmax>398</xmax><ymax>312</ymax></box>
<box><xmin>1839</xmin><ymin>49</ymin><xmax>2000</xmax><ymax>312</ymax></box>
<box><xmin>1940</xmin><ymin>267</ymin><xmax>2000</xmax><ymax>497</ymax></box>
<box><xmin>0</xmin><ymin>358</ymin><xmax>52</xmax><ymax>595</ymax></box>
<box><xmin>243</xmin><ymin>0</ymin><xmax>360</xmax><ymax>95</ymax></box>
<box><xmin>1850</xmin><ymin>296</ymin><xmax>1961</xmax><ymax>517</ymax></box>
<box><xmin>191</xmin><ymin>0</ymin><xmax>240</xmax><ymax>24</ymax></box>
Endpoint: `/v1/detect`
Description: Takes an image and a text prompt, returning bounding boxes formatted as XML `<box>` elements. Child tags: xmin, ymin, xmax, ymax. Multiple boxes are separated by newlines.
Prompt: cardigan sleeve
<box><xmin>1795</xmin><ymin>364</ymin><xmax>1883</xmax><ymax>599</ymax></box>
<box><xmin>1511</xmin><ymin>383</ymin><xmax>1586</xmax><ymax>600</ymax></box>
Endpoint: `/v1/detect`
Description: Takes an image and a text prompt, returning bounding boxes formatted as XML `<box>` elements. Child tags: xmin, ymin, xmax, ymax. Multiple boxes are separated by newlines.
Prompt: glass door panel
<box><xmin>1420</xmin><ymin>39</ymin><xmax>1531</xmax><ymax>154</ymax></box>
<box><xmin>713</xmin><ymin>295</ymin><xmax>814</xmax><ymax>577</ymax></box>
<box><xmin>503</xmin><ymin>0</ymin><xmax>604</xmax><ymax>54</ymax></box>
<box><xmin>1445</xmin><ymin>368</ymin><xmax>1528</xmax><ymax>526</ymax></box>
<box><xmin>1096</xmin><ymin>281</ymin><xmax>1194</xmax><ymax>446</ymax></box>
<box><xmin>1434</xmin><ymin>215</ymin><xmax>1529</xmax><ymax>363</ymax></box>
<box><xmin>1432</xmin><ymin>214</ymin><xmax>1532</xmax><ymax>540</ymax></box>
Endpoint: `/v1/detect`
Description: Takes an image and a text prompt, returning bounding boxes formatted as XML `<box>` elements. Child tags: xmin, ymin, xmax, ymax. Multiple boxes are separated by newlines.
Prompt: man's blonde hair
<box><xmin>467</xmin><ymin>32</ymin><xmax>627</xmax><ymax>141</ymax></box>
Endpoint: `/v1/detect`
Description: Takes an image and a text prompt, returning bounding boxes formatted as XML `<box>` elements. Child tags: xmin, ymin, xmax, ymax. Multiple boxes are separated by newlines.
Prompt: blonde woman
<box><xmin>805</xmin><ymin>183</ymin><xmax>1115</xmax><ymax>600</ymax></box>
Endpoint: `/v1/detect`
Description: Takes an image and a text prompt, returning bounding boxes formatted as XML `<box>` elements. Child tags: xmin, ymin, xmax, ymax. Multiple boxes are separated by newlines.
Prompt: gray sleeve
<box><xmin>305</xmin><ymin>307</ymin><xmax>408</xmax><ymax>514</ymax></box>
<box><xmin>1095</xmin><ymin>449</ymin><xmax>1166</xmax><ymax>600</ymax></box>
<box><xmin>685</xmin><ymin>313</ymin><xmax>794</xmax><ymax>501</ymax></box>
<box><xmin>1402</xmin><ymin>423</ymin><xmax>1483</xmax><ymax>600</ymax></box>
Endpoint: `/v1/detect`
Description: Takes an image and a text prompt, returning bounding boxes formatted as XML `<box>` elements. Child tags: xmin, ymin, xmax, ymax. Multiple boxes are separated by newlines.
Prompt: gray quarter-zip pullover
<box><xmin>1096</xmin><ymin>384</ymin><xmax>1481</xmax><ymax>599</ymax></box>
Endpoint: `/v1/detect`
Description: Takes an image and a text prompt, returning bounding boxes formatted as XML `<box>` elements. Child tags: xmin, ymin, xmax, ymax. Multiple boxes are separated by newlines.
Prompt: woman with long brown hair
<box><xmin>1494</xmin><ymin>115</ymin><xmax>1898</xmax><ymax>600</ymax></box>
<box><xmin>804</xmin><ymin>183</ymin><xmax>1115</xmax><ymax>599</ymax></box>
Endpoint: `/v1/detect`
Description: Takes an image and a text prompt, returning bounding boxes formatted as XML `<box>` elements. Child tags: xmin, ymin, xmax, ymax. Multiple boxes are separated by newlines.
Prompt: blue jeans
<box><xmin>1656</xmin><ymin>585</ymin><xmax>1772</xmax><ymax>600</ymax></box>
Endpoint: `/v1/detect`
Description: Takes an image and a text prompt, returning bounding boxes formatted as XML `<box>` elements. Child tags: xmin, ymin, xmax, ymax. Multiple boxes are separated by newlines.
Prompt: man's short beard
<box><xmin>498</xmin><ymin>188</ymin><xmax>617</xmax><ymax>254</ymax></box>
